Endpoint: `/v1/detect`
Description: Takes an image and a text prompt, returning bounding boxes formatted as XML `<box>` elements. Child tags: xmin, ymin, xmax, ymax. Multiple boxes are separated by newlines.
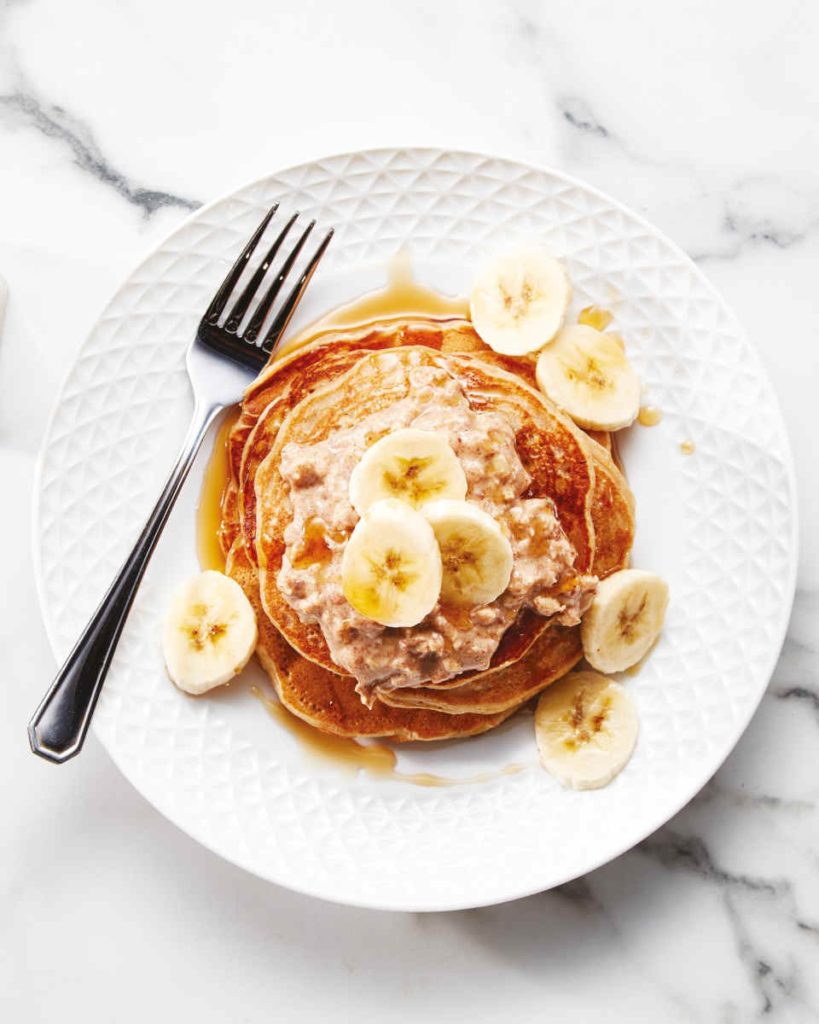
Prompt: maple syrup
<box><xmin>680</xmin><ymin>439</ymin><xmax>696</xmax><ymax>455</ymax></box>
<box><xmin>196</xmin><ymin>409</ymin><xmax>239</xmax><ymax>571</ymax></box>
<box><xmin>637</xmin><ymin>405</ymin><xmax>662</xmax><ymax>427</ymax></box>
<box><xmin>578</xmin><ymin>305</ymin><xmax>614</xmax><ymax>331</ymax></box>
<box><xmin>290</xmin><ymin>517</ymin><xmax>348</xmax><ymax>569</ymax></box>
<box><xmin>438</xmin><ymin>603</ymin><xmax>474</xmax><ymax>630</ymax></box>
<box><xmin>251</xmin><ymin>686</ymin><xmax>528</xmax><ymax>787</ymax></box>
<box><xmin>278</xmin><ymin>249</ymin><xmax>468</xmax><ymax>357</ymax></box>
<box><xmin>398</xmin><ymin>763</ymin><xmax>528</xmax><ymax>788</ymax></box>
<box><xmin>251</xmin><ymin>686</ymin><xmax>399</xmax><ymax>774</ymax></box>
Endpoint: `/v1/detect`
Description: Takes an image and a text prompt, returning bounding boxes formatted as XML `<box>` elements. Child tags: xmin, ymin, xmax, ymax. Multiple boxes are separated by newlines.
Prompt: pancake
<box><xmin>253</xmin><ymin>345</ymin><xmax>597</xmax><ymax>679</ymax></box>
<box><xmin>235</xmin><ymin>432</ymin><xmax>633</xmax><ymax>722</ymax></box>
<box><xmin>220</xmin><ymin>318</ymin><xmax>611</xmax><ymax>558</ymax></box>
<box><xmin>228</xmin><ymin>545</ymin><xmax>514</xmax><ymax>740</ymax></box>
<box><xmin>585</xmin><ymin>438</ymin><xmax>635</xmax><ymax>578</ymax></box>
<box><xmin>219</xmin><ymin>315</ymin><xmax>635</xmax><ymax>737</ymax></box>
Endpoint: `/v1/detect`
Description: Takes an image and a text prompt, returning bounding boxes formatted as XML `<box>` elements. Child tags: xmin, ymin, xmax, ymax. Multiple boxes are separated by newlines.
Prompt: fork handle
<box><xmin>28</xmin><ymin>401</ymin><xmax>223</xmax><ymax>763</ymax></box>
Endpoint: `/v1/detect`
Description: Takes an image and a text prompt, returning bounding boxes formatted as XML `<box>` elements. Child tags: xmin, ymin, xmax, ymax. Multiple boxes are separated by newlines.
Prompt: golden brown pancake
<box><xmin>252</xmin><ymin>345</ymin><xmax>596</xmax><ymax>678</ymax></box>
<box><xmin>220</xmin><ymin>316</ymin><xmax>635</xmax><ymax>737</ymax></box>
<box><xmin>221</xmin><ymin>319</ymin><xmax>612</xmax><ymax>557</ymax></box>
<box><xmin>585</xmin><ymin>438</ymin><xmax>635</xmax><ymax>578</ymax></box>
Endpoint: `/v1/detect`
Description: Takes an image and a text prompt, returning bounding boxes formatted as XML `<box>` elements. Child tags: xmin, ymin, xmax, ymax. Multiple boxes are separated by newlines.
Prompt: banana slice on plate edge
<box><xmin>163</xmin><ymin>570</ymin><xmax>258</xmax><ymax>695</ymax></box>
<box><xmin>536</xmin><ymin>323</ymin><xmax>641</xmax><ymax>431</ymax></box>
<box><xmin>470</xmin><ymin>247</ymin><xmax>571</xmax><ymax>356</ymax></box>
<box><xmin>581</xmin><ymin>568</ymin><xmax>669</xmax><ymax>674</ymax></box>
<box><xmin>535</xmin><ymin>670</ymin><xmax>639</xmax><ymax>790</ymax></box>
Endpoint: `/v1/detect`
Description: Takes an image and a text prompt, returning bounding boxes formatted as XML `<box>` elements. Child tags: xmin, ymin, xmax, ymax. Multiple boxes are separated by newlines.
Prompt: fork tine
<box><xmin>243</xmin><ymin>220</ymin><xmax>316</xmax><ymax>343</ymax></box>
<box><xmin>223</xmin><ymin>212</ymin><xmax>299</xmax><ymax>333</ymax></box>
<box><xmin>261</xmin><ymin>229</ymin><xmax>334</xmax><ymax>354</ymax></box>
<box><xmin>203</xmin><ymin>203</ymin><xmax>278</xmax><ymax>325</ymax></box>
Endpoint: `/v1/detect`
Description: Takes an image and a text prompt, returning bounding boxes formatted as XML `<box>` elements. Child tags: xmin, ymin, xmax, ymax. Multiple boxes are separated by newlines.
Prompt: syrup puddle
<box><xmin>277</xmin><ymin>249</ymin><xmax>468</xmax><ymax>357</ymax></box>
<box><xmin>196</xmin><ymin>409</ymin><xmax>239</xmax><ymax>571</ymax></box>
<box><xmin>637</xmin><ymin>405</ymin><xmax>662</xmax><ymax>427</ymax></box>
<box><xmin>578</xmin><ymin>305</ymin><xmax>614</xmax><ymax>331</ymax></box>
<box><xmin>251</xmin><ymin>686</ymin><xmax>529</xmax><ymax>788</ymax></box>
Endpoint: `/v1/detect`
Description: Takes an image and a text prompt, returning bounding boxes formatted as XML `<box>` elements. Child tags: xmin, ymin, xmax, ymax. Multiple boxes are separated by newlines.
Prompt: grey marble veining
<box><xmin>0</xmin><ymin>88</ymin><xmax>200</xmax><ymax>214</ymax></box>
<box><xmin>1</xmin><ymin>0</ymin><xmax>817</xmax><ymax>1021</ymax></box>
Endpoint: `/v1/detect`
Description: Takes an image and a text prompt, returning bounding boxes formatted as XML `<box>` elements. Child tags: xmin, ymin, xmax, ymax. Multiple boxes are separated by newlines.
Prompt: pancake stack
<box><xmin>221</xmin><ymin>318</ymin><xmax>635</xmax><ymax>741</ymax></box>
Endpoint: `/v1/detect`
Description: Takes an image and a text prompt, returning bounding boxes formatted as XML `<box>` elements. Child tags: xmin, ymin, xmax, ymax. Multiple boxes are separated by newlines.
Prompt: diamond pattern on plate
<box><xmin>34</xmin><ymin>149</ymin><xmax>796</xmax><ymax>911</ymax></box>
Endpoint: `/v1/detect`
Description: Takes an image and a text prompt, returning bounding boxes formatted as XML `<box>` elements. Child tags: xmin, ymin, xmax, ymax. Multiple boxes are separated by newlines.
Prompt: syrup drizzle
<box><xmin>278</xmin><ymin>249</ymin><xmax>468</xmax><ymax>356</ymax></box>
<box><xmin>637</xmin><ymin>405</ymin><xmax>662</xmax><ymax>427</ymax></box>
<box><xmin>196</xmin><ymin>409</ymin><xmax>239</xmax><ymax>572</ymax></box>
<box><xmin>251</xmin><ymin>686</ymin><xmax>528</xmax><ymax>788</ymax></box>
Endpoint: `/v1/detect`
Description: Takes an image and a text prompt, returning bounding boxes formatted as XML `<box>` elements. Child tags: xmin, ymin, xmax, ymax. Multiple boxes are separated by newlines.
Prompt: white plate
<box><xmin>34</xmin><ymin>149</ymin><xmax>797</xmax><ymax>911</ymax></box>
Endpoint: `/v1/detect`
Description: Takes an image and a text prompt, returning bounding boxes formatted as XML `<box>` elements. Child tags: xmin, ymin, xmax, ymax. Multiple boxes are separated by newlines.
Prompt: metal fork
<box><xmin>28</xmin><ymin>205</ymin><xmax>333</xmax><ymax>764</ymax></box>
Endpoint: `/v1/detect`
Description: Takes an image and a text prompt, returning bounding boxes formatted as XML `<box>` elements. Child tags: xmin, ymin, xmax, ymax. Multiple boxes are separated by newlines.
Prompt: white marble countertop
<box><xmin>2</xmin><ymin>0</ymin><xmax>817</xmax><ymax>1020</ymax></box>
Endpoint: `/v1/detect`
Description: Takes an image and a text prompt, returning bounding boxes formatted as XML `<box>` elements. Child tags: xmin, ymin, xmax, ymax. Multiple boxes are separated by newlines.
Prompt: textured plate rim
<box><xmin>32</xmin><ymin>147</ymin><xmax>799</xmax><ymax>911</ymax></box>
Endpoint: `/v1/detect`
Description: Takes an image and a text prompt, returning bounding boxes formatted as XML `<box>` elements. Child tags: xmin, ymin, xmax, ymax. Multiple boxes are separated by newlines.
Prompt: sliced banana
<box><xmin>342</xmin><ymin>499</ymin><xmax>442</xmax><ymax>626</ymax></box>
<box><xmin>535</xmin><ymin>323</ymin><xmax>641</xmax><ymax>430</ymax></box>
<box><xmin>163</xmin><ymin>570</ymin><xmax>257</xmax><ymax>695</ymax></box>
<box><xmin>423</xmin><ymin>499</ymin><xmax>513</xmax><ymax>607</ymax></box>
<box><xmin>581</xmin><ymin>569</ymin><xmax>669</xmax><ymax>673</ymax></box>
<box><xmin>535</xmin><ymin>671</ymin><xmax>639</xmax><ymax>790</ymax></box>
<box><xmin>470</xmin><ymin>248</ymin><xmax>571</xmax><ymax>356</ymax></box>
<box><xmin>349</xmin><ymin>428</ymin><xmax>467</xmax><ymax>515</ymax></box>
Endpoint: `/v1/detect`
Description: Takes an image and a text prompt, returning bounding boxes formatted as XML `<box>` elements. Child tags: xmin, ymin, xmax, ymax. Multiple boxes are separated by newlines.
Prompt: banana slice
<box><xmin>163</xmin><ymin>570</ymin><xmax>257</xmax><ymax>695</ymax></box>
<box><xmin>423</xmin><ymin>499</ymin><xmax>513</xmax><ymax>606</ymax></box>
<box><xmin>535</xmin><ymin>324</ymin><xmax>641</xmax><ymax>430</ymax></box>
<box><xmin>535</xmin><ymin>671</ymin><xmax>639</xmax><ymax>790</ymax></box>
<box><xmin>581</xmin><ymin>569</ymin><xmax>669</xmax><ymax>673</ymax></box>
<box><xmin>349</xmin><ymin>428</ymin><xmax>467</xmax><ymax>515</ymax></box>
<box><xmin>342</xmin><ymin>499</ymin><xmax>442</xmax><ymax>626</ymax></box>
<box><xmin>470</xmin><ymin>248</ymin><xmax>571</xmax><ymax>356</ymax></box>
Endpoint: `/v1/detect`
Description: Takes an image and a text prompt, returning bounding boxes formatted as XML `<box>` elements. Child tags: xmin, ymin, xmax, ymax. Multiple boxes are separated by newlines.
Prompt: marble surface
<box><xmin>1</xmin><ymin>0</ymin><xmax>817</xmax><ymax>1020</ymax></box>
